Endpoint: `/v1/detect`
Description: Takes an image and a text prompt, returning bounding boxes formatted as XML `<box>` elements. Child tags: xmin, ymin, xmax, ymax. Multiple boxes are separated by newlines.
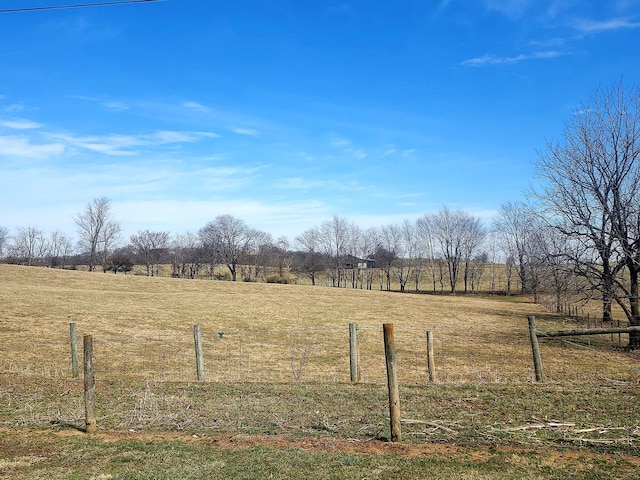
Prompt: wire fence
<box><xmin>2</xmin><ymin>320</ymin><xmax>640</xmax><ymax>449</ymax></box>
<box><xmin>3</xmin><ymin>321</ymin><xmax>638</xmax><ymax>386</ymax></box>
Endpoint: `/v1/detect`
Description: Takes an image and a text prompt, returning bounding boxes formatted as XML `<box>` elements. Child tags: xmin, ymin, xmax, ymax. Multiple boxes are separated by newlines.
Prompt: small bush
<box><xmin>266</xmin><ymin>275</ymin><xmax>290</xmax><ymax>284</ymax></box>
<box><xmin>214</xmin><ymin>271</ymin><xmax>231</xmax><ymax>281</ymax></box>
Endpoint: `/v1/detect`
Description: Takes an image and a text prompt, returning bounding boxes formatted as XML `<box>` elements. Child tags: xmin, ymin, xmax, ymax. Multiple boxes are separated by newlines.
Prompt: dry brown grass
<box><xmin>1</xmin><ymin>263</ymin><xmax>638</xmax><ymax>386</ymax></box>
<box><xmin>3</xmin><ymin>263</ymin><xmax>640</xmax><ymax>475</ymax></box>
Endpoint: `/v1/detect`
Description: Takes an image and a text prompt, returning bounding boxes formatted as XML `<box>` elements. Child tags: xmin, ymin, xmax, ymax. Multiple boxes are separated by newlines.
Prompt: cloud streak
<box><xmin>0</xmin><ymin>135</ymin><xmax>65</xmax><ymax>159</ymax></box>
<box><xmin>461</xmin><ymin>50</ymin><xmax>565</xmax><ymax>67</ymax></box>
<box><xmin>1</xmin><ymin>118</ymin><xmax>43</xmax><ymax>129</ymax></box>
<box><xmin>573</xmin><ymin>17</ymin><xmax>640</xmax><ymax>34</ymax></box>
<box><xmin>46</xmin><ymin>130</ymin><xmax>219</xmax><ymax>156</ymax></box>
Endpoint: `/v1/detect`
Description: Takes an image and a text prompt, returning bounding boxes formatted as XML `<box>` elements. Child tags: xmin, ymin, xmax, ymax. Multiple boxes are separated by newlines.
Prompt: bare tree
<box><xmin>99</xmin><ymin>220</ymin><xmax>122</xmax><ymax>271</ymax></box>
<box><xmin>198</xmin><ymin>215</ymin><xmax>254</xmax><ymax>281</ymax></box>
<box><xmin>493</xmin><ymin>202</ymin><xmax>540</xmax><ymax>294</ymax></box>
<box><xmin>198</xmin><ymin>225</ymin><xmax>221</xmax><ymax>279</ymax></box>
<box><xmin>294</xmin><ymin>227</ymin><xmax>326</xmax><ymax>286</ymax></box>
<box><xmin>486</xmin><ymin>233</ymin><xmax>500</xmax><ymax>294</ymax></box>
<box><xmin>534</xmin><ymin>225</ymin><xmax>577</xmax><ymax>312</ymax></box>
<box><xmin>46</xmin><ymin>230</ymin><xmax>74</xmax><ymax>267</ymax></box>
<box><xmin>429</xmin><ymin>208</ymin><xmax>484</xmax><ymax>293</ymax></box>
<box><xmin>75</xmin><ymin>197</ymin><xmax>121</xmax><ymax>271</ymax></box>
<box><xmin>105</xmin><ymin>246</ymin><xmax>135</xmax><ymax>274</ymax></box>
<box><xmin>0</xmin><ymin>226</ymin><xmax>8</xmax><ymax>257</ymax></box>
<box><xmin>130</xmin><ymin>230</ymin><xmax>171</xmax><ymax>276</ymax></box>
<box><xmin>460</xmin><ymin>215</ymin><xmax>486</xmax><ymax>293</ymax></box>
<box><xmin>468</xmin><ymin>252</ymin><xmax>488</xmax><ymax>294</ymax></box>
<box><xmin>417</xmin><ymin>215</ymin><xmax>440</xmax><ymax>292</ymax></box>
<box><xmin>378</xmin><ymin>224</ymin><xmax>399</xmax><ymax>291</ymax></box>
<box><xmin>170</xmin><ymin>232</ymin><xmax>204</xmax><ymax>279</ymax></box>
<box><xmin>8</xmin><ymin>226</ymin><xmax>47</xmax><ymax>265</ymax></box>
<box><xmin>391</xmin><ymin>220</ymin><xmax>421</xmax><ymax>293</ymax></box>
<box><xmin>243</xmin><ymin>230</ymin><xmax>273</xmax><ymax>282</ymax></box>
<box><xmin>319</xmin><ymin>215</ymin><xmax>350</xmax><ymax>287</ymax></box>
<box><xmin>535</xmin><ymin>80</ymin><xmax>640</xmax><ymax>347</ymax></box>
<box><xmin>360</xmin><ymin>227</ymin><xmax>379</xmax><ymax>290</ymax></box>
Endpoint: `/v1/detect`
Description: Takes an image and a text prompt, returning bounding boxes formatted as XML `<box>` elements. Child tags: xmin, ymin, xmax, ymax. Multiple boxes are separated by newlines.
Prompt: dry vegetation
<box><xmin>1</xmin><ymin>263</ymin><xmax>639</xmax><ymax>478</ymax></box>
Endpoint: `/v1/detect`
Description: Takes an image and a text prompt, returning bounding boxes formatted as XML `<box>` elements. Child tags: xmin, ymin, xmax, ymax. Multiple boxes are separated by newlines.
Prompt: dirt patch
<box><xmin>9</xmin><ymin>428</ymin><xmax>636</xmax><ymax>468</ymax></box>
<box><xmin>0</xmin><ymin>433</ymin><xmax>54</xmax><ymax>459</ymax></box>
<box><xmin>208</xmin><ymin>433</ymin><xmax>464</xmax><ymax>458</ymax></box>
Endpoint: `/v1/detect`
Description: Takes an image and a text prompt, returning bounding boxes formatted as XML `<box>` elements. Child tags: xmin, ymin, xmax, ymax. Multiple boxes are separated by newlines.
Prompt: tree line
<box><xmin>0</xmin><ymin>206</ymin><xmax>498</xmax><ymax>292</ymax></box>
<box><xmin>2</xmin><ymin>81</ymin><xmax>639</xmax><ymax>347</ymax></box>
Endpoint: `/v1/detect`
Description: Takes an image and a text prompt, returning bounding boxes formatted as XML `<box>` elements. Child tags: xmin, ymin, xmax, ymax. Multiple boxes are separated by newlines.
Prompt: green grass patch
<box><xmin>1</xmin><ymin>428</ymin><xmax>639</xmax><ymax>479</ymax></box>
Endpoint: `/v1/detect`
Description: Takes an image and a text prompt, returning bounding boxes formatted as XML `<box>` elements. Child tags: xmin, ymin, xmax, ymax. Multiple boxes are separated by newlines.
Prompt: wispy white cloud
<box><xmin>382</xmin><ymin>145</ymin><xmax>397</xmax><ymax>157</ymax></box>
<box><xmin>329</xmin><ymin>135</ymin><xmax>367</xmax><ymax>160</ymax></box>
<box><xmin>1</xmin><ymin>119</ymin><xmax>42</xmax><ymax>129</ymax></box>
<box><xmin>4</xmin><ymin>104</ymin><xmax>25</xmax><ymax>113</ymax></box>
<box><xmin>176</xmin><ymin>101</ymin><xmax>273</xmax><ymax>137</ymax></box>
<box><xmin>482</xmin><ymin>0</ymin><xmax>533</xmax><ymax>19</ymax></box>
<box><xmin>276</xmin><ymin>177</ymin><xmax>326</xmax><ymax>190</ymax></box>
<box><xmin>297</xmin><ymin>151</ymin><xmax>315</xmax><ymax>162</ymax></box>
<box><xmin>330</xmin><ymin>136</ymin><xmax>351</xmax><ymax>148</ymax></box>
<box><xmin>572</xmin><ymin>17</ymin><xmax>640</xmax><ymax>34</ymax></box>
<box><xmin>461</xmin><ymin>50</ymin><xmax>565</xmax><ymax>67</ymax></box>
<box><xmin>112</xmin><ymin>198</ymin><xmax>329</xmax><ymax>239</ymax></box>
<box><xmin>71</xmin><ymin>95</ymin><xmax>130</xmax><ymax>112</ymax></box>
<box><xmin>232</xmin><ymin>127</ymin><xmax>260</xmax><ymax>136</ymax></box>
<box><xmin>351</xmin><ymin>148</ymin><xmax>367</xmax><ymax>160</ymax></box>
<box><xmin>103</xmin><ymin>101</ymin><xmax>130</xmax><ymax>112</ymax></box>
<box><xmin>0</xmin><ymin>135</ymin><xmax>64</xmax><ymax>159</ymax></box>
<box><xmin>182</xmin><ymin>101</ymin><xmax>210</xmax><ymax>111</ymax></box>
<box><xmin>151</xmin><ymin>130</ymin><xmax>219</xmax><ymax>142</ymax></box>
<box><xmin>529</xmin><ymin>37</ymin><xmax>568</xmax><ymax>48</ymax></box>
<box><xmin>46</xmin><ymin>133</ymin><xmax>139</xmax><ymax>156</ymax></box>
<box><xmin>47</xmin><ymin>130</ymin><xmax>218</xmax><ymax>156</ymax></box>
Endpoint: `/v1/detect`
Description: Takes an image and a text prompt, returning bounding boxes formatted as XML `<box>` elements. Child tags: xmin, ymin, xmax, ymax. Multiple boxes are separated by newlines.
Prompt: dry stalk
<box><xmin>289</xmin><ymin>341</ymin><xmax>315</xmax><ymax>381</ymax></box>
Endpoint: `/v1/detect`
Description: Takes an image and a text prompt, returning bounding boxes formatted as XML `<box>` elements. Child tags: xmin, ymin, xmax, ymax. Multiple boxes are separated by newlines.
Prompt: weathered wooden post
<box><xmin>70</xmin><ymin>323</ymin><xmax>79</xmax><ymax>378</ymax></box>
<box><xmin>527</xmin><ymin>316</ymin><xmax>544</xmax><ymax>383</ymax></box>
<box><xmin>426</xmin><ymin>330</ymin><xmax>436</xmax><ymax>383</ymax></box>
<box><xmin>383</xmin><ymin>323</ymin><xmax>401</xmax><ymax>443</ymax></box>
<box><xmin>83</xmin><ymin>335</ymin><xmax>96</xmax><ymax>433</ymax></box>
<box><xmin>349</xmin><ymin>323</ymin><xmax>359</xmax><ymax>383</ymax></box>
<box><xmin>193</xmin><ymin>324</ymin><xmax>205</xmax><ymax>382</ymax></box>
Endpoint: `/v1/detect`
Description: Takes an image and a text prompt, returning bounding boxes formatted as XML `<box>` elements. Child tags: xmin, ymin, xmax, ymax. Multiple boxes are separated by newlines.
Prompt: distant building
<box><xmin>342</xmin><ymin>254</ymin><xmax>375</xmax><ymax>269</ymax></box>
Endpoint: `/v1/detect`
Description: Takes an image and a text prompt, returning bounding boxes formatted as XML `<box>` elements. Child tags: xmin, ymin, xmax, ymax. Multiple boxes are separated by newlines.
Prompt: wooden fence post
<box><xmin>349</xmin><ymin>323</ymin><xmax>359</xmax><ymax>383</ymax></box>
<box><xmin>193</xmin><ymin>324</ymin><xmax>205</xmax><ymax>382</ymax></box>
<box><xmin>383</xmin><ymin>323</ymin><xmax>402</xmax><ymax>443</ymax></box>
<box><xmin>527</xmin><ymin>316</ymin><xmax>544</xmax><ymax>383</ymax></box>
<box><xmin>83</xmin><ymin>335</ymin><xmax>96</xmax><ymax>433</ymax></box>
<box><xmin>426</xmin><ymin>330</ymin><xmax>436</xmax><ymax>383</ymax></box>
<box><xmin>70</xmin><ymin>323</ymin><xmax>79</xmax><ymax>378</ymax></box>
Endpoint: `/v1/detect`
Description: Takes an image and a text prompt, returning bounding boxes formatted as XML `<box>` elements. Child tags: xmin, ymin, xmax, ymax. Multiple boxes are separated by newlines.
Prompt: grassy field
<box><xmin>1</xmin><ymin>263</ymin><xmax>639</xmax><ymax>479</ymax></box>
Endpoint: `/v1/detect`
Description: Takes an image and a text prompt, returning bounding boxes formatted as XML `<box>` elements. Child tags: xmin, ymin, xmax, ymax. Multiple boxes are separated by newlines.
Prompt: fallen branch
<box><xmin>567</xmin><ymin>437</ymin><xmax>627</xmax><ymax>445</ymax></box>
<box><xmin>401</xmin><ymin>419</ymin><xmax>457</xmax><ymax>434</ymax></box>
<box><xmin>498</xmin><ymin>422</ymin><xmax>576</xmax><ymax>432</ymax></box>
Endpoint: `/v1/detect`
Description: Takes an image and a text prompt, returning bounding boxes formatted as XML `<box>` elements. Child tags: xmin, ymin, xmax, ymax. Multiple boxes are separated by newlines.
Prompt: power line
<box><xmin>0</xmin><ymin>0</ymin><xmax>160</xmax><ymax>13</ymax></box>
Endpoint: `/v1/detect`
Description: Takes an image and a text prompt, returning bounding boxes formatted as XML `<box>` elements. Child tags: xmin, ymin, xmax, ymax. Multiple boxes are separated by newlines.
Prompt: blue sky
<box><xmin>1</xmin><ymin>0</ymin><xmax>639</xmax><ymax>242</ymax></box>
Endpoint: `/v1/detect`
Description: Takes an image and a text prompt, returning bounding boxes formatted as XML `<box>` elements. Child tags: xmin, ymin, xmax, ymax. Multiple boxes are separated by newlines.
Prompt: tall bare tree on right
<box><xmin>535</xmin><ymin>80</ymin><xmax>640</xmax><ymax>348</ymax></box>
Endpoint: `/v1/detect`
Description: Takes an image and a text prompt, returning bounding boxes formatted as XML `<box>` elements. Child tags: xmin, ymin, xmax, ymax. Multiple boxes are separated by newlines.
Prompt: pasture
<box><xmin>1</xmin><ymin>263</ymin><xmax>639</xmax><ymax>479</ymax></box>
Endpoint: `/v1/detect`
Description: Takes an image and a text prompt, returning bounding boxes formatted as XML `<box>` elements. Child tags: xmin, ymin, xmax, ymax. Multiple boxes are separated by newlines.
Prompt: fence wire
<box><xmin>85</xmin><ymin>324</ymin><xmax>535</xmax><ymax>384</ymax></box>
<box><xmin>3</xmin><ymin>322</ymin><xmax>637</xmax><ymax>386</ymax></box>
<box><xmin>2</xmin><ymin>322</ymin><xmax>639</xmax><ymax>449</ymax></box>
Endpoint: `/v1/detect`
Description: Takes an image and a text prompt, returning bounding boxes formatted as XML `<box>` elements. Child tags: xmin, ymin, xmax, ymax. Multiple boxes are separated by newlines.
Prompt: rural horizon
<box><xmin>2</xmin><ymin>2</ymin><xmax>640</xmax><ymax>478</ymax></box>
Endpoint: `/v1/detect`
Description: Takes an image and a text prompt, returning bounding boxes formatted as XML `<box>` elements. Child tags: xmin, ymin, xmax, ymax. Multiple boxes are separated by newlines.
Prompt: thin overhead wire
<box><xmin>0</xmin><ymin>0</ymin><xmax>160</xmax><ymax>13</ymax></box>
